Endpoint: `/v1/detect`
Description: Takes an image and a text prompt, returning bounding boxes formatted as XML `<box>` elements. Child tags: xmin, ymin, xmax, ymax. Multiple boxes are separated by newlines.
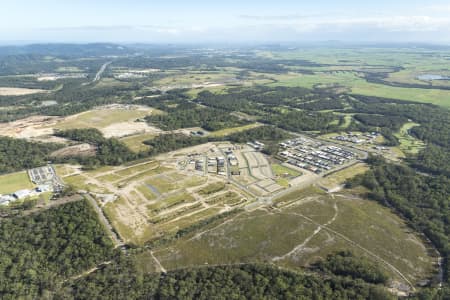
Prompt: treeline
<box><xmin>266</xmin><ymin>110</ymin><xmax>338</xmax><ymax>132</ymax></box>
<box><xmin>49</xmin><ymin>126</ymin><xmax>289</xmax><ymax>169</ymax></box>
<box><xmin>143</xmin><ymin>126</ymin><xmax>290</xmax><ymax>156</ymax></box>
<box><xmin>0</xmin><ymin>73</ymin><xmax>141</xmax><ymax>123</ymax></box>
<box><xmin>54</xmin><ymin>128</ymin><xmax>138</xmax><ymax>167</ymax></box>
<box><xmin>112</xmin><ymin>54</ymin><xmax>324</xmax><ymax>74</ymax></box>
<box><xmin>146</xmin><ymin>106</ymin><xmax>248</xmax><ymax>131</ymax></box>
<box><xmin>226</xmin><ymin>125</ymin><xmax>291</xmax><ymax>143</ymax></box>
<box><xmin>314</xmin><ymin>251</ymin><xmax>389</xmax><ymax>285</ymax></box>
<box><xmin>194</xmin><ymin>88</ymin><xmax>343</xmax><ymax>133</ymax></box>
<box><xmin>226</xmin><ymin>125</ymin><xmax>292</xmax><ymax>155</ymax></box>
<box><xmin>413</xmin><ymin>144</ymin><xmax>450</xmax><ymax>176</ymax></box>
<box><xmin>194</xmin><ymin>87</ymin><xmax>346</xmax><ymax>113</ymax></box>
<box><xmin>0</xmin><ymin>199</ymin><xmax>115</xmax><ymax>299</ymax></box>
<box><xmin>0</xmin><ymin>136</ymin><xmax>62</xmax><ymax>174</ymax></box>
<box><xmin>347</xmin><ymin>156</ymin><xmax>450</xmax><ymax>286</ymax></box>
<box><xmin>353</xmin><ymin>114</ymin><xmax>408</xmax><ymax>131</ymax></box>
<box><xmin>297</xmin><ymin>98</ymin><xmax>345</xmax><ymax>111</ymax></box>
<box><xmin>64</xmin><ymin>262</ymin><xmax>393</xmax><ymax>299</ymax></box>
<box><xmin>348</xmin><ymin>94</ymin><xmax>450</xmax><ymax>163</ymax></box>
<box><xmin>144</xmin><ymin>133</ymin><xmax>208</xmax><ymax>155</ymax></box>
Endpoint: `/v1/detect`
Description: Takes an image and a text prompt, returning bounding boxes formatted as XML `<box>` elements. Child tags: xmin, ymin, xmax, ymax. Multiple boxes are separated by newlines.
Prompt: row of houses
<box><xmin>279</xmin><ymin>137</ymin><xmax>356</xmax><ymax>173</ymax></box>
<box><xmin>332</xmin><ymin>132</ymin><xmax>379</xmax><ymax>144</ymax></box>
<box><xmin>247</xmin><ymin>141</ymin><xmax>265</xmax><ymax>151</ymax></box>
<box><xmin>224</xmin><ymin>148</ymin><xmax>240</xmax><ymax>175</ymax></box>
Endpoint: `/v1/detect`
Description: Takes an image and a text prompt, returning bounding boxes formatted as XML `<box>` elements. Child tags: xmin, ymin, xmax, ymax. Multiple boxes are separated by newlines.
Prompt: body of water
<box><xmin>417</xmin><ymin>74</ymin><xmax>449</xmax><ymax>81</ymax></box>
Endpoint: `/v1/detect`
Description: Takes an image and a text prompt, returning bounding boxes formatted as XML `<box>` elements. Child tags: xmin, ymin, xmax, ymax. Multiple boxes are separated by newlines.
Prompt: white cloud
<box><xmin>245</xmin><ymin>15</ymin><xmax>450</xmax><ymax>34</ymax></box>
<box><xmin>425</xmin><ymin>4</ymin><xmax>450</xmax><ymax>12</ymax></box>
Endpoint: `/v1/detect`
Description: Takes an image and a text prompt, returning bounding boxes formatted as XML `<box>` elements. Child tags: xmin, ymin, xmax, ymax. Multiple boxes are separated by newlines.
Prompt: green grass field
<box><xmin>319</xmin><ymin>163</ymin><xmax>369</xmax><ymax>190</ymax></box>
<box><xmin>269</xmin><ymin>71</ymin><xmax>450</xmax><ymax>108</ymax></box>
<box><xmin>394</xmin><ymin>122</ymin><xmax>426</xmax><ymax>154</ymax></box>
<box><xmin>120</xmin><ymin>133</ymin><xmax>155</xmax><ymax>153</ymax></box>
<box><xmin>198</xmin><ymin>182</ymin><xmax>226</xmax><ymax>195</ymax></box>
<box><xmin>271</xmin><ymin>164</ymin><xmax>302</xmax><ymax>177</ymax></box>
<box><xmin>209</xmin><ymin>123</ymin><xmax>262</xmax><ymax>137</ymax></box>
<box><xmin>0</xmin><ymin>171</ymin><xmax>35</xmax><ymax>194</ymax></box>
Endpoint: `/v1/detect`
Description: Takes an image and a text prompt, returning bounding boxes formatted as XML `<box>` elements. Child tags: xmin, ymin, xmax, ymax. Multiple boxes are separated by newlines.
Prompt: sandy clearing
<box><xmin>101</xmin><ymin>121</ymin><xmax>162</xmax><ymax>138</ymax></box>
<box><xmin>0</xmin><ymin>115</ymin><xmax>61</xmax><ymax>139</ymax></box>
<box><xmin>37</xmin><ymin>76</ymin><xmax>59</xmax><ymax>81</ymax></box>
<box><xmin>0</xmin><ymin>87</ymin><xmax>47</xmax><ymax>96</ymax></box>
<box><xmin>51</xmin><ymin>143</ymin><xmax>96</xmax><ymax>158</ymax></box>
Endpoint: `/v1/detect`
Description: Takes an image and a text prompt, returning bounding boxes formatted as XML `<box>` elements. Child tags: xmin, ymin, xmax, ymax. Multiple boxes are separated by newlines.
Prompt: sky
<box><xmin>1</xmin><ymin>0</ymin><xmax>450</xmax><ymax>44</ymax></box>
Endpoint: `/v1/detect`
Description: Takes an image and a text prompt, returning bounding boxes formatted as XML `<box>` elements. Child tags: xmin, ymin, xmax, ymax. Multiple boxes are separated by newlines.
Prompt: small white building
<box><xmin>36</xmin><ymin>185</ymin><xmax>52</xmax><ymax>193</ymax></box>
<box><xmin>13</xmin><ymin>189</ymin><xmax>32</xmax><ymax>199</ymax></box>
<box><xmin>0</xmin><ymin>195</ymin><xmax>16</xmax><ymax>205</ymax></box>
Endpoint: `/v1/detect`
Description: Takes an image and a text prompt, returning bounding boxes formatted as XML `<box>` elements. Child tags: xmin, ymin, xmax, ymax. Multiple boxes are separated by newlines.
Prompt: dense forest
<box><xmin>142</xmin><ymin>126</ymin><xmax>290</xmax><ymax>156</ymax></box>
<box><xmin>54</xmin><ymin>128</ymin><xmax>138</xmax><ymax>167</ymax></box>
<box><xmin>146</xmin><ymin>106</ymin><xmax>249</xmax><ymax>131</ymax></box>
<box><xmin>226</xmin><ymin>125</ymin><xmax>291</xmax><ymax>143</ymax></box>
<box><xmin>63</xmin><ymin>261</ymin><xmax>393</xmax><ymax>299</ymax></box>
<box><xmin>0</xmin><ymin>136</ymin><xmax>62</xmax><ymax>174</ymax></box>
<box><xmin>0</xmin><ymin>199</ymin><xmax>115</xmax><ymax>299</ymax></box>
<box><xmin>144</xmin><ymin>133</ymin><xmax>209</xmax><ymax>155</ymax></box>
<box><xmin>314</xmin><ymin>251</ymin><xmax>389</xmax><ymax>285</ymax></box>
<box><xmin>265</xmin><ymin>110</ymin><xmax>338</xmax><ymax>132</ymax></box>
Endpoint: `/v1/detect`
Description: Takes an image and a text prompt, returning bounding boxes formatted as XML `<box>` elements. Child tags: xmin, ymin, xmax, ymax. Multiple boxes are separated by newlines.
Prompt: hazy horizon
<box><xmin>2</xmin><ymin>0</ymin><xmax>450</xmax><ymax>44</ymax></box>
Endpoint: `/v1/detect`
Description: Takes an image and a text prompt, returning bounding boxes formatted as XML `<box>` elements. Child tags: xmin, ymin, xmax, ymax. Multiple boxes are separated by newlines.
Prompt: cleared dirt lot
<box><xmin>0</xmin><ymin>115</ymin><xmax>61</xmax><ymax>139</ymax></box>
<box><xmin>51</xmin><ymin>143</ymin><xmax>96</xmax><ymax>158</ymax></box>
<box><xmin>0</xmin><ymin>105</ymin><xmax>163</xmax><ymax>142</ymax></box>
<box><xmin>0</xmin><ymin>87</ymin><xmax>47</xmax><ymax>96</ymax></box>
<box><xmin>101</xmin><ymin>121</ymin><xmax>161</xmax><ymax>138</ymax></box>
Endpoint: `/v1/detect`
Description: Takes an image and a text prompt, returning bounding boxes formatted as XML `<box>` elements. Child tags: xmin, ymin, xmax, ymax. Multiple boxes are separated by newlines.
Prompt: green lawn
<box><xmin>120</xmin><ymin>133</ymin><xmax>155</xmax><ymax>153</ymax></box>
<box><xmin>209</xmin><ymin>123</ymin><xmax>262</xmax><ymax>137</ymax></box>
<box><xmin>394</xmin><ymin>122</ymin><xmax>426</xmax><ymax>154</ymax></box>
<box><xmin>271</xmin><ymin>164</ymin><xmax>302</xmax><ymax>177</ymax></box>
<box><xmin>0</xmin><ymin>171</ymin><xmax>34</xmax><ymax>194</ymax></box>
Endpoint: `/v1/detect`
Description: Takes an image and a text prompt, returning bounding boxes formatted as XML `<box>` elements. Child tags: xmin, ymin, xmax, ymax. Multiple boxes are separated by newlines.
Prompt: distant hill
<box><xmin>0</xmin><ymin>43</ymin><xmax>133</xmax><ymax>57</ymax></box>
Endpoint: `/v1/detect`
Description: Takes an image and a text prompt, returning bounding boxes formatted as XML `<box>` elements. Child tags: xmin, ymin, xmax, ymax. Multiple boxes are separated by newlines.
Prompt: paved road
<box><xmin>93</xmin><ymin>61</ymin><xmax>112</xmax><ymax>82</ymax></box>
